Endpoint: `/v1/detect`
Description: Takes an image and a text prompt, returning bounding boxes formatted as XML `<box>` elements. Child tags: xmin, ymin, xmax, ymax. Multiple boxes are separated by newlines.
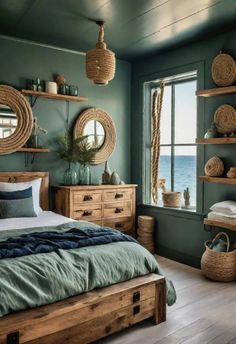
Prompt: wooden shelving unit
<box><xmin>204</xmin><ymin>219</ymin><xmax>236</xmax><ymax>232</ymax></box>
<box><xmin>17</xmin><ymin>147</ymin><xmax>50</xmax><ymax>153</ymax></box>
<box><xmin>196</xmin><ymin>86</ymin><xmax>236</xmax><ymax>97</ymax></box>
<box><xmin>196</xmin><ymin>137</ymin><xmax>236</xmax><ymax>144</ymax></box>
<box><xmin>21</xmin><ymin>89</ymin><xmax>88</xmax><ymax>102</ymax></box>
<box><xmin>199</xmin><ymin>176</ymin><xmax>236</xmax><ymax>185</ymax></box>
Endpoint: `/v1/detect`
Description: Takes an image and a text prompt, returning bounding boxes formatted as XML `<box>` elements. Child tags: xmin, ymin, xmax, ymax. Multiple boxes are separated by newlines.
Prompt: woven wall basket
<box><xmin>211</xmin><ymin>52</ymin><xmax>236</xmax><ymax>86</ymax></box>
<box><xmin>201</xmin><ymin>232</ymin><xmax>236</xmax><ymax>282</ymax></box>
<box><xmin>204</xmin><ymin>156</ymin><xmax>224</xmax><ymax>177</ymax></box>
<box><xmin>86</xmin><ymin>24</ymin><xmax>116</xmax><ymax>85</ymax></box>
<box><xmin>214</xmin><ymin>104</ymin><xmax>236</xmax><ymax>134</ymax></box>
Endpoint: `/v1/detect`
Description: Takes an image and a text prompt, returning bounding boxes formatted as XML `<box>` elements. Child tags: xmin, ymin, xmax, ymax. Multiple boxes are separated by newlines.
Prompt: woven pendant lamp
<box><xmin>86</xmin><ymin>21</ymin><xmax>116</xmax><ymax>85</ymax></box>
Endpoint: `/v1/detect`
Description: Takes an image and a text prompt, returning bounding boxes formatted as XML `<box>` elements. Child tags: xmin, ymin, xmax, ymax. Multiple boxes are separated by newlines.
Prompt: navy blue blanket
<box><xmin>0</xmin><ymin>227</ymin><xmax>136</xmax><ymax>259</ymax></box>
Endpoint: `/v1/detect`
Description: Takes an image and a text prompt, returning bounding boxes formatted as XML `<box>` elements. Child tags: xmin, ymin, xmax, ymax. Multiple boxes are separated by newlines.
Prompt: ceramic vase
<box><xmin>110</xmin><ymin>170</ymin><xmax>121</xmax><ymax>185</ymax></box>
<box><xmin>102</xmin><ymin>161</ymin><xmax>111</xmax><ymax>184</ymax></box>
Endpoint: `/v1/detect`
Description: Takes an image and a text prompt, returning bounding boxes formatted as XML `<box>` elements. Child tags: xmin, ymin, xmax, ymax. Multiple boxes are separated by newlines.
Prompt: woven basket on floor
<box><xmin>211</xmin><ymin>52</ymin><xmax>236</xmax><ymax>86</ymax></box>
<box><xmin>201</xmin><ymin>232</ymin><xmax>236</xmax><ymax>282</ymax></box>
<box><xmin>137</xmin><ymin>215</ymin><xmax>155</xmax><ymax>253</ymax></box>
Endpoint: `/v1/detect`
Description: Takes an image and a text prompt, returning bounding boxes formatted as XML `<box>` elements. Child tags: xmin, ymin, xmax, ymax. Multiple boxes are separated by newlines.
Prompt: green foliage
<box><xmin>56</xmin><ymin>131</ymin><xmax>98</xmax><ymax>164</ymax></box>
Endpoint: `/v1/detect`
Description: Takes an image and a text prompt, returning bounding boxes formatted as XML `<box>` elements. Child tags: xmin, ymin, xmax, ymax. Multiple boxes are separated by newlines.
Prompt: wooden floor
<box><xmin>95</xmin><ymin>256</ymin><xmax>236</xmax><ymax>344</ymax></box>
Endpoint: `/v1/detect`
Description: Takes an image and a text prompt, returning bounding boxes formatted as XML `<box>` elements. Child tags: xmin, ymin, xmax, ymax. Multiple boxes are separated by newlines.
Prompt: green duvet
<box><xmin>0</xmin><ymin>221</ymin><xmax>176</xmax><ymax>317</ymax></box>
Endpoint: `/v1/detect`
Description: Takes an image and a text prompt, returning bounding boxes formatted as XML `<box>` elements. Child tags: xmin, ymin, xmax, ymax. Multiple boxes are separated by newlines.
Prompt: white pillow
<box><xmin>210</xmin><ymin>201</ymin><xmax>236</xmax><ymax>216</ymax></box>
<box><xmin>0</xmin><ymin>178</ymin><xmax>42</xmax><ymax>215</ymax></box>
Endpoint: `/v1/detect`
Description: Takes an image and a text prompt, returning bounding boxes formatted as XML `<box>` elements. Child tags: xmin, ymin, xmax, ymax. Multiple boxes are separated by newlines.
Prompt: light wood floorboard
<box><xmin>95</xmin><ymin>256</ymin><xmax>236</xmax><ymax>344</ymax></box>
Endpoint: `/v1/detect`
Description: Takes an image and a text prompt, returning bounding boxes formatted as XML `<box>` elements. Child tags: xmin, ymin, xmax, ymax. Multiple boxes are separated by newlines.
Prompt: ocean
<box><xmin>158</xmin><ymin>155</ymin><xmax>196</xmax><ymax>206</ymax></box>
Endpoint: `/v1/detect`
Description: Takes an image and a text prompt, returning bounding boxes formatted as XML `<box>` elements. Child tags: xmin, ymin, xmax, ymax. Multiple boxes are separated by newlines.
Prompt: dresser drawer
<box><xmin>104</xmin><ymin>217</ymin><xmax>133</xmax><ymax>234</ymax></box>
<box><xmin>74</xmin><ymin>191</ymin><xmax>102</xmax><ymax>204</ymax></box>
<box><xmin>104</xmin><ymin>201</ymin><xmax>131</xmax><ymax>218</ymax></box>
<box><xmin>73</xmin><ymin>204</ymin><xmax>102</xmax><ymax>221</ymax></box>
<box><xmin>103</xmin><ymin>189</ymin><xmax>132</xmax><ymax>202</ymax></box>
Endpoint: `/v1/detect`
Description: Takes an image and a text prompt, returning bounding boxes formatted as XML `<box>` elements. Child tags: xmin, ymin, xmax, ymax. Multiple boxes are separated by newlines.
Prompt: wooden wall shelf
<box><xmin>204</xmin><ymin>219</ymin><xmax>236</xmax><ymax>232</ymax></box>
<box><xmin>196</xmin><ymin>86</ymin><xmax>236</xmax><ymax>97</ymax></box>
<box><xmin>21</xmin><ymin>89</ymin><xmax>88</xmax><ymax>102</ymax></box>
<box><xmin>199</xmin><ymin>176</ymin><xmax>236</xmax><ymax>185</ymax></box>
<box><xmin>196</xmin><ymin>137</ymin><xmax>236</xmax><ymax>144</ymax></box>
<box><xmin>18</xmin><ymin>147</ymin><xmax>50</xmax><ymax>153</ymax></box>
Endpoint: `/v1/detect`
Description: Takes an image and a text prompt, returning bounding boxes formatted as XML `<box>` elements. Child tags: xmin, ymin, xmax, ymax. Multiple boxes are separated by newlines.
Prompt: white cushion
<box><xmin>0</xmin><ymin>178</ymin><xmax>42</xmax><ymax>215</ymax></box>
<box><xmin>210</xmin><ymin>200</ymin><xmax>236</xmax><ymax>216</ymax></box>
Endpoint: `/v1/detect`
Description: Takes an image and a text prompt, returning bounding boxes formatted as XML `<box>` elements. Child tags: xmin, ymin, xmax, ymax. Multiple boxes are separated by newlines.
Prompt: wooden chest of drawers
<box><xmin>54</xmin><ymin>185</ymin><xmax>137</xmax><ymax>236</ymax></box>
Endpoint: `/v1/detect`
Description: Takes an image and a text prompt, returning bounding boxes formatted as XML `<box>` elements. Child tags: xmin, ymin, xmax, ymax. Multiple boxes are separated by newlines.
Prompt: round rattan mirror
<box><xmin>74</xmin><ymin>107</ymin><xmax>116</xmax><ymax>165</ymax></box>
<box><xmin>0</xmin><ymin>85</ymin><xmax>33</xmax><ymax>155</ymax></box>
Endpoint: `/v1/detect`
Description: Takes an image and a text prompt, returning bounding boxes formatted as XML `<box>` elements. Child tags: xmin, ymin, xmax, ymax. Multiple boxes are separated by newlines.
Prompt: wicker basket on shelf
<box><xmin>204</xmin><ymin>156</ymin><xmax>224</xmax><ymax>177</ymax></box>
<box><xmin>214</xmin><ymin>104</ymin><xmax>236</xmax><ymax>134</ymax></box>
<box><xmin>211</xmin><ymin>52</ymin><xmax>236</xmax><ymax>86</ymax></box>
<box><xmin>162</xmin><ymin>192</ymin><xmax>181</xmax><ymax>208</ymax></box>
<box><xmin>201</xmin><ymin>232</ymin><xmax>236</xmax><ymax>282</ymax></box>
<box><xmin>137</xmin><ymin>216</ymin><xmax>155</xmax><ymax>253</ymax></box>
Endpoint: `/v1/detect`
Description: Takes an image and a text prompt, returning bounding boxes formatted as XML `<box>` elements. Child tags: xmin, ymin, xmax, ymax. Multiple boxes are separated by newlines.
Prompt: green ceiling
<box><xmin>0</xmin><ymin>0</ymin><xmax>235</xmax><ymax>60</ymax></box>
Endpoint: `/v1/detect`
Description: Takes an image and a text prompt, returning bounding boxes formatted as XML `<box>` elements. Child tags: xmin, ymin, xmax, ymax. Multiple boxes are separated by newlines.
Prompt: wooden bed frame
<box><xmin>0</xmin><ymin>172</ymin><xmax>166</xmax><ymax>344</ymax></box>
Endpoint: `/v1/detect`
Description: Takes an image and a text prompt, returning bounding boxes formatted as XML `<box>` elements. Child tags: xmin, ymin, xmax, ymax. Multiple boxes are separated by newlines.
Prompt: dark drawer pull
<box><xmin>133</xmin><ymin>291</ymin><xmax>140</xmax><ymax>303</ymax></box>
<box><xmin>115</xmin><ymin>223</ymin><xmax>123</xmax><ymax>228</ymax></box>
<box><xmin>115</xmin><ymin>207</ymin><xmax>124</xmax><ymax>214</ymax></box>
<box><xmin>115</xmin><ymin>193</ymin><xmax>124</xmax><ymax>199</ymax></box>
<box><xmin>7</xmin><ymin>332</ymin><xmax>19</xmax><ymax>344</ymax></box>
<box><xmin>133</xmin><ymin>305</ymin><xmax>140</xmax><ymax>315</ymax></box>
<box><xmin>83</xmin><ymin>210</ymin><xmax>92</xmax><ymax>216</ymax></box>
<box><xmin>84</xmin><ymin>195</ymin><xmax>93</xmax><ymax>201</ymax></box>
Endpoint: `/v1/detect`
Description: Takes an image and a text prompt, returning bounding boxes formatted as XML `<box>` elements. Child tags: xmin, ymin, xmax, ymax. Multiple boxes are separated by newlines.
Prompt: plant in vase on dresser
<box><xmin>56</xmin><ymin>131</ymin><xmax>98</xmax><ymax>186</ymax></box>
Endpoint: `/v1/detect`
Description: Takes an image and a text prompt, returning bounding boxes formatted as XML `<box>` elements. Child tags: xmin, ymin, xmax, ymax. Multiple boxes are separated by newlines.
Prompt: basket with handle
<box><xmin>201</xmin><ymin>232</ymin><xmax>236</xmax><ymax>282</ymax></box>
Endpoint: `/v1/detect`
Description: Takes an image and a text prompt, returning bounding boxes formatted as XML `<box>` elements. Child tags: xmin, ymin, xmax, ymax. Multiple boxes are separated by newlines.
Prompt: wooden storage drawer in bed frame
<box><xmin>0</xmin><ymin>274</ymin><xmax>166</xmax><ymax>344</ymax></box>
<box><xmin>54</xmin><ymin>184</ymin><xmax>137</xmax><ymax>236</ymax></box>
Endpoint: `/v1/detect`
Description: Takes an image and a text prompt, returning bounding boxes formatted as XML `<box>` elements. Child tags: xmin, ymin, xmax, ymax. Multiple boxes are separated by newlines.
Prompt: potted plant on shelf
<box><xmin>56</xmin><ymin>131</ymin><xmax>98</xmax><ymax>185</ymax></box>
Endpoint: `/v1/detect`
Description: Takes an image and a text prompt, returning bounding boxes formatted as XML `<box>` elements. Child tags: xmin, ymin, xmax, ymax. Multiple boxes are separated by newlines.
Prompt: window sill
<box><xmin>139</xmin><ymin>203</ymin><xmax>205</xmax><ymax>220</ymax></box>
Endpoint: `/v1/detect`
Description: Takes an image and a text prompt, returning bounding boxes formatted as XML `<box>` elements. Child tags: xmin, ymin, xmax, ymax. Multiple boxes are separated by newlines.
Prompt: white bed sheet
<box><xmin>0</xmin><ymin>211</ymin><xmax>75</xmax><ymax>231</ymax></box>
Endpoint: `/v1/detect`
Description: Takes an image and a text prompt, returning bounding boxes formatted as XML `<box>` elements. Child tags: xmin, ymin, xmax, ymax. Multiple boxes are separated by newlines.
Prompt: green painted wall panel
<box><xmin>0</xmin><ymin>38</ymin><xmax>131</xmax><ymax>188</ymax></box>
<box><xmin>132</xmin><ymin>29</ymin><xmax>236</xmax><ymax>266</ymax></box>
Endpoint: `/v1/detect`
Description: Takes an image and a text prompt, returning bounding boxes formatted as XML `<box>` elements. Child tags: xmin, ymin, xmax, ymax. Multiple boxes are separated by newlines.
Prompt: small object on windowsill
<box><xmin>183</xmin><ymin>187</ymin><xmax>190</xmax><ymax>208</ymax></box>
<box><xmin>162</xmin><ymin>191</ymin><xmax>181</xmax><ymax>208</ymax></box>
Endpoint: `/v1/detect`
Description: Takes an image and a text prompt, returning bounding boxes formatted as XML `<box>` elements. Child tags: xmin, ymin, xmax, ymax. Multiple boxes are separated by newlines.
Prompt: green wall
<box><xmin>131</xmin><ymin>29</ymin><xmax>236</xmax><ymax>267</ymax></box>
<box><xmin>0</xmin><ymin>37</ymin><xmax>131</xmax><ymax>189</ymax></box>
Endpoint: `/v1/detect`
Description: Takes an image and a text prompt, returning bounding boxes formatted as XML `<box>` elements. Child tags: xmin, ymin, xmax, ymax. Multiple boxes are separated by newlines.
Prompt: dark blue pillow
<box><xmin>0</xmin><ymin>187</ymin><xmax>32</xmax><ymax>200</ymax></box>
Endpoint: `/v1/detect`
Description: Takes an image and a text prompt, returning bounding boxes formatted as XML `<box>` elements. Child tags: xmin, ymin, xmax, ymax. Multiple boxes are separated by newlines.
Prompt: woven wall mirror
<box><xmin>74</xmin><ymin>107</ymin><xmax>116</xmax><ymax>165</ymax></box>
<box><xmin>0</xmin><ymin>85</ymin><xmax>33</xmax><ymax>155</ymax></box>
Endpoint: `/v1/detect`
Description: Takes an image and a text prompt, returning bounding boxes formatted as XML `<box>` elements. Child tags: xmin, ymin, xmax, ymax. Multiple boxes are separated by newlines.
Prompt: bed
<box><xmin>0</xmin><ymin>172</ymin><xmax>175</xmax><ymax>344</ymax></box>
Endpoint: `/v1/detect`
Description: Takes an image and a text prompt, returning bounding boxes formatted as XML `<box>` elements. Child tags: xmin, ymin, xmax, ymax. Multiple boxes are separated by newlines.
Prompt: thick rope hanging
<box><xmin>151</xmin><ymin>81</ymin><xmax>165</xmax><ymax>204</ymax></box>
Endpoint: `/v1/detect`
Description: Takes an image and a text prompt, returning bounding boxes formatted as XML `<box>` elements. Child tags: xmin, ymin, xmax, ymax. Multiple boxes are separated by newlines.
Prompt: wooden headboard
<box><xmin>0</xmin><ymin>172</ymin><xmax>49</xmax><ymax>210</ymax></box>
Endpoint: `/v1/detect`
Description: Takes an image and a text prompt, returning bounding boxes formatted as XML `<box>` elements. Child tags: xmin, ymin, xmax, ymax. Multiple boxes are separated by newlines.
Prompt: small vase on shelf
<box><xmin>79</xmin><ymin>164</ymin><xmax>91</xmax><ymax>185</ymax></box>
<box><xmin>64</xmin><ymin>162</ymin><xmax>77</xmax><ymax>186</ymax></box>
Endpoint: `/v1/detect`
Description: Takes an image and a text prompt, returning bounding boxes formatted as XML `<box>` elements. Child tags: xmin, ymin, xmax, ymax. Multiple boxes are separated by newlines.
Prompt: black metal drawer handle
<box><xmin>84</xmin><ymin>195</ymin><xmax>93</xmax><ymax>201</ymax></box>
<box><xmin>115</xmin><ymin>223</ymin><xmax>123</xmax><ymax>228</ymax></box>
<box><xmin>133</xmin><ymin>305</ymin><xmax>140</xmax><ymax>315</ymax></box>
<box><xmin>115</xmin><ymin>193</ymin><xmax>124</xmax><ymax>199</ymax></box>
<box><xmin>83</xmin><ymin>210</ymin><xmax>93</xmax><ymax>216</ymax></box>
<box><xmin>115</xmin><ymin>207</ymin><xmax>124</xmax><ymax>214</ymax></box>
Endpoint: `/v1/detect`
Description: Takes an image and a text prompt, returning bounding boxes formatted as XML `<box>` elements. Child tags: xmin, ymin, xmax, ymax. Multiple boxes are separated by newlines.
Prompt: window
<box><xmin>151</xmin><ymin>72</ymin><xmax>197</xmax><ymax>208</ymax></box>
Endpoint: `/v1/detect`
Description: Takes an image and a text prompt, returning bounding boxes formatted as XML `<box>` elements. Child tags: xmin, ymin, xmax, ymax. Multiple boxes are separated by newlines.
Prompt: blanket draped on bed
<box><xmin>0</xmin><ymin>221</ymin><xmax>176</xmax><ymax>317</ymax></box>
<box><xmin>0</xmin><ymin>227</ymin><xmax>136</xmax><ymax>259</ymax></box>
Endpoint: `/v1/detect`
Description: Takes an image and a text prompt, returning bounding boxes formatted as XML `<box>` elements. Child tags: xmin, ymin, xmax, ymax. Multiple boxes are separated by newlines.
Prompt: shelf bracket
<box><xmin>29</xmin><ymin>96</ymin><xmax>38</xmax><ymax>107</ymax></box>
<box><xmin>24</xmin><ymin>152</ymin><xmax>36</xmax><ymax>167</ymax></box>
